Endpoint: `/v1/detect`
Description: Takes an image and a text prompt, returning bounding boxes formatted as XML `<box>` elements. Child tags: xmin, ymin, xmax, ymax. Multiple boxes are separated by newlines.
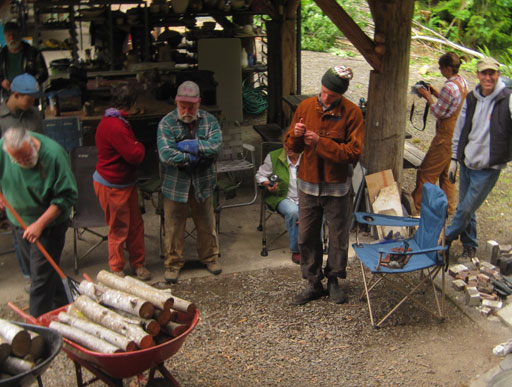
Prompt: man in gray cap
<box><xmin>0</xmin><ymin>73</ymin><xmax>44</xmax><ymax>136</ymax></box>
<box><xmin>445</xmin><ymin>57</ymin><xmax>512</xmax><ymax>262</ymax></box>
<box><xmin>285</xmin><ymin>66</ymin><xmax>364</xmax><ymax>305</ymax></box>
<box><xmin>0</xmin><ymin>21</ymin><xmax>48</xmax><ymax>94</ymax></box>
<box><xmin>157</xmin><ymin>81</ymin><xmax>222</xmax><ymax>283</ymax></box>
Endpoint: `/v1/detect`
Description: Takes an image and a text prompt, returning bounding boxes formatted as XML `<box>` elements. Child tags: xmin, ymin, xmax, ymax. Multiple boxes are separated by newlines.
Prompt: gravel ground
<box><xmin>7</xmin><ymin>262</ymin><xmax>497</xmax><ymax>386</ymax></box>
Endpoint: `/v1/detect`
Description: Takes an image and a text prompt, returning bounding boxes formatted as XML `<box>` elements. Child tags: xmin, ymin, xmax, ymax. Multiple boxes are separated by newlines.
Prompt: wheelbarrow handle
<box><xmin>8</xmin><ymin>302</ymin><xmax>38</xmax><ymax>324</ymax></box>
<box><xmin>0</xmin><ymin>192</ymin><xmax>66</xmax><ymax>280</ymax></box>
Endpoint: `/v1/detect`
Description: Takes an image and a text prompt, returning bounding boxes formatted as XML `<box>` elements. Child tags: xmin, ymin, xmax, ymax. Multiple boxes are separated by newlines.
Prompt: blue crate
<box><xmin>43</xmin><ymin>117</ymin><xmax>82</xmax><ymax>152</ymax></box>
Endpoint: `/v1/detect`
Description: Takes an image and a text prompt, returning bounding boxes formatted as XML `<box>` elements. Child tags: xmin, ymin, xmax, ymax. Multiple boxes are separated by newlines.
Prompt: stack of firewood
<box><xmin>0</xmin><ymin>319</ymin><xmax>46</xmax><ymax>379</ymax></box>
<box><xmin>49</xmin><ymin>270</ymin><xmax>196</xmax><ymax>354</ymax></box>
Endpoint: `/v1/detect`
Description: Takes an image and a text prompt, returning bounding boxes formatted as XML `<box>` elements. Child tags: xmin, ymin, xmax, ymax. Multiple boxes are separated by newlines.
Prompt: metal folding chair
<box><xmin>256</xmin><ymin>142</ymin><xmax>287</xmax><ymax>256</ymax></box>
<box><xmin>215</xmin><ymin>122</ymin><xmax>257</xmax><ymax>210</ymax></box>
<box><xmin>352</xmin><ymin>183</ymin><xmax>448</xmax><ymax>328</ymax></box>
<box><xmin>69</xmin><ymin>146</ymin><xmax>107</xmax><ymax>273</ymax></box>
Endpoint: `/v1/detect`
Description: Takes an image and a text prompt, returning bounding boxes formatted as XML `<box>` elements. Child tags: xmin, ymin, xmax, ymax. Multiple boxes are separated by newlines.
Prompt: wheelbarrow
<box><xmin>0</xmin><ymin>321</ymin><xmax>62</xmax><ymax>387</ymax></box>
<box><xmin>8</xmin><ymin>302</ymin><xmax>199</xmax><ymax>387</ymax></box>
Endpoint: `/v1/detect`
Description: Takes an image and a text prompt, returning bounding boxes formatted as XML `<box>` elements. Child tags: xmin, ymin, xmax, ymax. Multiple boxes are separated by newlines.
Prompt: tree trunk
<box><xmin>97</xmin><ymin>270</ymin><xmax>174</xmax><ymax>311</ymax></box>
<box><xmin>57</xmin><ymin>311</ymin><xmax>137</xmax><ymax>352</ymax></box>
<box><xmin>363</xmin><ymin>0</ymin><xmax>415</xmax><ymax>185</ymax></box>
<box><xmin>79</xmin><ymin>280</ymin><xmax>154</xmax><ymax>319</ymax></box>
<box><xmin>73</xmin><ymin>295</ymin><xmax>154</xmax><ymax>349</ymax></box>
<box><xmin>49</xmin><ymin>321</ymin><xmax>121</xmax><ymax>354</ymax></box>
<box><xmin>0</xmin><ymin>319</ymin><xmax>30</xmax><ymax>357</ymax></box>
<box><xmin>266</xmin><ymin>16</ymin><xmax>297</xmax><ymax>127</ymax></box>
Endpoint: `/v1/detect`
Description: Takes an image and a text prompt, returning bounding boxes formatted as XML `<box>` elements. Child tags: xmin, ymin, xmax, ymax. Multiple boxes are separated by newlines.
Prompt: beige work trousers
<box><xmin>163</xmin><ymin>192</ymin><xmax>219</xmax><ymax>270</ymax></box>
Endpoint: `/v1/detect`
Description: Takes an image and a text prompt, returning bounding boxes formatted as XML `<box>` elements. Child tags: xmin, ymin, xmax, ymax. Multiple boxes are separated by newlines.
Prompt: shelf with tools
<box><xmin>33</xmin><ymin>2</ymin><xmax>79</xmax><ymax>64</ymax></box>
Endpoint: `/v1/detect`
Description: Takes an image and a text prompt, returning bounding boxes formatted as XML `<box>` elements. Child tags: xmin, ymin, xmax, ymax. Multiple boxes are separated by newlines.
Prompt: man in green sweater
<box><xmin>0</xmin><ymin>127</ymin><xmax>77</xmax><ymax>317</ymax></box>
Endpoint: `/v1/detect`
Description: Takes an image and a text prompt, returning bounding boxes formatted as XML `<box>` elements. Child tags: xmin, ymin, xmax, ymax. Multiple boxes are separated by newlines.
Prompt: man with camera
<box><xmin>411</xmin><ymin>52</ymin><xmax>469</xmax><ymax>215</ymax></box>
<box><xmin>445</xmin><ymin>57</ymin><xmax>512</xmax><ymax>261</ymax></box>
<box><xmin>285</xmin><ymin>66</ymin><xmax>364</xmax><ymax>305</ymax></box>
<box><xmin>255</xmin><ymin>141</ymin><xmax>301</xmax><ymax>264</ymax></box>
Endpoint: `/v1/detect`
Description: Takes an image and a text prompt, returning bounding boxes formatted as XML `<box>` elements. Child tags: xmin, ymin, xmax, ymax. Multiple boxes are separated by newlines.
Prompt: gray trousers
<box><xmin>298</xmin><ymin>189</ymin><xmax>352</xmax><ymax>284</ymax></box>
<box><xmin>14</xmin><ymin>221</ymin><xmax>68</xmax><ymax>317</ymax></box>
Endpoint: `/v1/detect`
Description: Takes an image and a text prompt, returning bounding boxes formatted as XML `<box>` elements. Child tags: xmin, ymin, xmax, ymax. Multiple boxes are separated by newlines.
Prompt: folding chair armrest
<box><xmin>377</xmin><ymin>245</ymin><xmax>447</xmax><ymax>256</ymax></box>
<box><xmin>243</xmin><ymin>143</ymin><xmax>255</xmax><ymax>164</ymax></box>
<box><xmin>353</xmin><ymin>212</ymin><xmax>420</xmax><ymax>228</ymax></box>
<box><xmin>243</xmin><ymin>143</ymin><xmax>255</xmax><ymax>153</ymax></box>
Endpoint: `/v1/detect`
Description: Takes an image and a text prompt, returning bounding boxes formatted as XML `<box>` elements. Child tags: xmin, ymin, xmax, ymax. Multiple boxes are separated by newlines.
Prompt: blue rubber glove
<box><xmin>188</xmin><ymin>153</ymin><xmax>199</xmax><ymax>165</ymax></box>
<box><xmin>176</xmin><ymin>139</ymin><xmax>199</xmax><ymax>155</ymax></box>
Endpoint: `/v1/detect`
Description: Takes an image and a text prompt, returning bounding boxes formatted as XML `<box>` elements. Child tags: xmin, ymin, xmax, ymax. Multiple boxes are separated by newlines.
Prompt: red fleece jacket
<box><xmin>95</xmin><ymin>112</ymin><xmax>145</xmax><ymax>184</ymax></box>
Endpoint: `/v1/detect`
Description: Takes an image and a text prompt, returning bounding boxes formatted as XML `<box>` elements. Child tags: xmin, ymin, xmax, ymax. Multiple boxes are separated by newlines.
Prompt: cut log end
<box><xmin>154</xmin><ymin>308</ymin><xmax>171</xmax><ymax>326</ymax></box>
<box><xmin>139</xmin><ymin>336</ymin><xmax>155</xmax><ymax>350</ymax></box>
<box><xmin>10</xmin><ymin>331</ymin><xmax>31</xmax><ymax>358</ymax></box>
<box><xmin>139</xmin><ymin>302</ymin><xmax>155</xmax><ymax>319</ymax></box>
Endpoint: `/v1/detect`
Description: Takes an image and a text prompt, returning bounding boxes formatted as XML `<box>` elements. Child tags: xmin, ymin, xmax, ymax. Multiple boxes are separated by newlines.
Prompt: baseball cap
<box><xmin>477</xmin><ymin>57</ymin><xmax>500</xmax><ymax>72</ymax></box>
<box><xmin>10</xmin><ymin>73</ymin><xmax>42</xmax><ymax>97</ymax></box>
<box><xmin>175</xmin><ymin>81</ymin><xmax>201</xmax><ymax>103</ymax></box>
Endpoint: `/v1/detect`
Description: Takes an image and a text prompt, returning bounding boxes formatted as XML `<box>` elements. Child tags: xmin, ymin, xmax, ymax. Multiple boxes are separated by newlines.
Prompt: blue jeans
<box><xmin>277</xmin><ymin>198</ymin><xmax>299</xmax><ymax>253</ymax></box>
<box><xmin>445</xmin><ymin>163</ymin><xmax>501</xmax><ymax>248</ymax></box>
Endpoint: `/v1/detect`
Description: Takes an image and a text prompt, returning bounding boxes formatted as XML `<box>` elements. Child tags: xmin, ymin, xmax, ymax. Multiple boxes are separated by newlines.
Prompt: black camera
<box><xmin>415</xmin><ymin>80</ymin><xmax>429</xmax><ymax>89</ymax></box>
<box><xmin>411</xmin><ymin>80</ymin><xmax>430</xmax><ymax>96</ymax></box>
<box><xmin>269</xmin><ymin>174</ymin><xmax>278</xmax><ymax>187</ymax></box>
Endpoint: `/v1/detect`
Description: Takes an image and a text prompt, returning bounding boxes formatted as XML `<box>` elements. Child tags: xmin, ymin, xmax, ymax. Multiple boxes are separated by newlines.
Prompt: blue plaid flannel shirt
<box><xmin>157</xmin><ymin>109</ymin><xmax>222</xmax><ymax>203</ymax></box>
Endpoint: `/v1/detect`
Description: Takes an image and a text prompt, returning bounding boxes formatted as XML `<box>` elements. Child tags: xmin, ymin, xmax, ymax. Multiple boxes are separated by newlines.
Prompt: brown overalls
<box><xmin>412</xmin><ymin>78</ymin><xmax>468</xmax><ymax>214</ymax></box>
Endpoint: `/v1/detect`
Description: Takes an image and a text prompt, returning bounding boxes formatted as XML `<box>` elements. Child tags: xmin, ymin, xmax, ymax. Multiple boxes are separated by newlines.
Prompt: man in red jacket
<box><xmin>285</xmin><ymin>66</ymin><xmax>364</xmax><ymax>305</ymax></box>
<box><xmin>93</xmin><ymin>82</ymin><xmax>150</xmax><ymax>280</ymax></box>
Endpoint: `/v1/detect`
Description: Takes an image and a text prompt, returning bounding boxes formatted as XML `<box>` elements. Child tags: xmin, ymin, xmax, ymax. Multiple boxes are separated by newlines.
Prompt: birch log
<box><xmin>27</xmin><ymin>330</ymin><xmax>44</xmax><ymax>360</ymax></box>
<box><xmin>73</xmin><ymin>295</ymin><xmax>154</xmax><ymax>349</ymax></box>
<box><xmin>0</xmin><ymin>319</ymin><xmax>30</xmax><ymax>357</ymax></box>
<box><xmin>122</xmin><ymin>275</ymin><xmax>196</xmax><ymax>313</ymax></box>
<box><xmin>57</xmin><ymin>312</ymin><xmax>136</xmax><ymax>352</ymax></box>
<box><xmin>112</xmin><ymin>310</ymin><xmax>160</xmax><ymax>336</ymax></box>
<box><xmin>2</xmin><ymin>356</ymin><xmax>35</xmax><ymax>374</ymax></box>
<box><xmin>79</xmin><ymin>280</ymin><xmax>154</xmax><ymax>319</ymax></box>
<box><xmin>49</xmin><ymin>321</ymin><xmax>121</xmax><ymax>354</ymax></box>
<box><xmin>154</xmin><ymin>308</ymin><xmax>171</xmax><ymax>326</ymax></box>
<box><xmin>97</xmin><ymin>270</ymin><xmax>174</xmax><ymax>310</ymax></box>
<box><xmin>0</xmin><ymin>336</ymin><xmax>10</xmax><ymax>364</ymax></box>
<box><xmin>162</xmin><ymin>321</ymin><xmax>188</xmax><ymax>337</ymax></box>
<box><xmin>66</xmin><ymin>304</ymin><xmax>139</xmax><ymax>326</ymax></box>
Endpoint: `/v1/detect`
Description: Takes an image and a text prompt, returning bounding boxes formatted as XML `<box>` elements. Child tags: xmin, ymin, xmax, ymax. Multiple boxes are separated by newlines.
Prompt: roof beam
<box><xmin>314</xmin><ymin>0</ymin><xmax>382</xmax><ymax>72</ymax></box>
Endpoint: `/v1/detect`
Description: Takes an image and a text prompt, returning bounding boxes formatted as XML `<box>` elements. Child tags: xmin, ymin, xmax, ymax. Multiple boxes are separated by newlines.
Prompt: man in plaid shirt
<box><xmin>412</xmin><ymin>52</ymin><xmax>469</xmax><ymax>215</ymax></box>
<box><xmin>157</xmin><ymin>81</ymin><xmax>222</xmax><ymax>283</ymax></box>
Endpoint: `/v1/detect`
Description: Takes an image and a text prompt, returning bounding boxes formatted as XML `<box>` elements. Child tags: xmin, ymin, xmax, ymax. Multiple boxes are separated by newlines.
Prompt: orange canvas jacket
<box><xmin>285</xmin><ymin>96</ymin><xmax>364</xmax><ymax>184</ymax></box>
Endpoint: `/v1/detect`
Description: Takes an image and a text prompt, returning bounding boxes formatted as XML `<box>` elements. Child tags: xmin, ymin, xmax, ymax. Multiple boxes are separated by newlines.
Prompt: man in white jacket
<box><xmin>446</xmin><ymin>57</ymin><xmax>512</xmax><ymax>261</ymax></box>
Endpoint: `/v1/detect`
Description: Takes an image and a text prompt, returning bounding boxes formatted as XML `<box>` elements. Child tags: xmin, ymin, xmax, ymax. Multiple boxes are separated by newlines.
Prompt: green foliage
<box><xmin>301</xmin><ymin>0</ymin><xmax>369</xmax><ymax>52</ymax></box>
<box><xmin>415</xmin><ymin>0</ymin><xmax>512</xmax><ymax>53</ymax></box>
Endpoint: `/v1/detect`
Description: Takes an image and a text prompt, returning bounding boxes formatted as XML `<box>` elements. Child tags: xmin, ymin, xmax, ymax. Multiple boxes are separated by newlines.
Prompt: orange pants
<box><xmin>412</xmin><ymin>136</ymin><xmax>455</xmax><ymax>214</ymax></box>
<box><xmin>94</xmin><ymin>181</ymin><xmax>145</xmax><ymax>272</ymax></box>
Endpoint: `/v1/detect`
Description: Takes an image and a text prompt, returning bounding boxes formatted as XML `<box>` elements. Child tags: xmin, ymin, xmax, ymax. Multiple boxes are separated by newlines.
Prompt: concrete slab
<box><xmin>498</xmin><ymin>303</ymin><xmax>512</xmax><ymax>328</ymax></box>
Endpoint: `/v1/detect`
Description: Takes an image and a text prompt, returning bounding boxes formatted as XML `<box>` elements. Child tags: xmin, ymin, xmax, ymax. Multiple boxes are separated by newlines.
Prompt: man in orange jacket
<box><xmin>285</xmin><ymin>66</ymin><xmax>364</xmax><ymax>305</ymax></box>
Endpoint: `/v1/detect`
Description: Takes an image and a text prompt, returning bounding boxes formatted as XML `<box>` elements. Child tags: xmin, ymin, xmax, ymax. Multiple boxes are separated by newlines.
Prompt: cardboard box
<box><xmin>365</xmin><ymin>169</ymin><xmax>395</xmax><ymax>205</ymax></box>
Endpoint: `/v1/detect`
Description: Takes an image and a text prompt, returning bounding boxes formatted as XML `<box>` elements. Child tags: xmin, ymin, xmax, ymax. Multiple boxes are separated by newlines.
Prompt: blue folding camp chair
<box><xmin>352</xmin><ymin>183</ymin><xmax>448</xmax><ymax>328</ymax></box>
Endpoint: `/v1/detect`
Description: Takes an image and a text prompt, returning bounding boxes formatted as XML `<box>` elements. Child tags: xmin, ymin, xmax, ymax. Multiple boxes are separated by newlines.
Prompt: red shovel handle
<box><xmin>0</xmin><ymin>192</ymin><xmax>66</xmax><ymax>280</ymax></box>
